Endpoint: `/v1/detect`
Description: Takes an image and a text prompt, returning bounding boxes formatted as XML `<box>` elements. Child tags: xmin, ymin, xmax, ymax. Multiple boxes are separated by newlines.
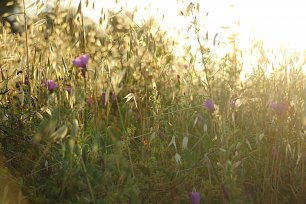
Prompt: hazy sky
<box><xmin>26</xmin><ymin>0</ymin><xmax>306</xmax><ymax>52</ymax></box>
<box><xmin>66</xmin><ymin>0</ymin><xmax>306</xmax><ymax>51</ymax></box>
<box><xmin>25</xmin><ymin>0</ymin><xmax>306</xmax><ymax>76</ymax></box>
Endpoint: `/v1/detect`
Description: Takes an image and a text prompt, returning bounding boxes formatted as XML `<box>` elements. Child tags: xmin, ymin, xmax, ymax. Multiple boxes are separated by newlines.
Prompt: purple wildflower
<box><xmin>271</xmin><ymin>100</ymin><xmax>288</xmax><ymax>116</ymax></box>
<box><xmin>73</xmin><ymin>54</ymin><xmax>89</xmax><ymax>77</ymax></box>
<box><xmin>271</xmin><ymin>101</ymin><xmax>277</xmax><ymax>110</ymax></box>
<box><xmin>204</xmin><ymin>99</ymin><xmax>215</xmax><ymax>112</ymax></box>
<box><xmin>191</xmin><ymin>192</ymin><xmax>200</xmax><ymax>204</ymax></box>
<box><xmin>73</xmin><ymin>54</ymin><xmax>89</xmax><ymax>68</ymax></box>
<box><xmin>47</xmin><ymin>80</ymin><xmax>58</xmax><ymax>92</ymax></box>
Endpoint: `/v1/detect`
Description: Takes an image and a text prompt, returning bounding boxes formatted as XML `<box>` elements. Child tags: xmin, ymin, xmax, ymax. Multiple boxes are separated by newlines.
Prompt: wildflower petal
<box><xmin>73</xmin><ymin>54</ymin><xmax>89</xmax><ymax>68</ymax></box>
<box><xmin>47</xmin><ymin>80</ymin><xmax>58</xmax><ymax>92</ymax></box>
<box><xmin>191</xmin><ymin>192</ymin><xmax>200</xmax><ymax>204</ymax></box>
<box><xmin>204</xmin><ymin>99</ymin><xmax>215</xmax><ymax>112</ymax></box>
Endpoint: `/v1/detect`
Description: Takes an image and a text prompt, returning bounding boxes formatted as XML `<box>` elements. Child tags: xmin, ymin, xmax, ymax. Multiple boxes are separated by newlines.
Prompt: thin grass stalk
<box><xmin>80</xmin><ymin>152</ymin><xmax>96</xmax><ymax>203</ymax></box>
<box><xmin>22</xmin><ymin>0</ymin><xmax>31</xmax><ymax>107</ymax></box>
<box><xmin>78</xmin><ymin>0</ymin><xmax>88</xmax><ymax>132</ymax></box>
<box><xmin>111</xmin><ymin>83</ymin><xmax>135</xmax><ymax>178</ymax></box>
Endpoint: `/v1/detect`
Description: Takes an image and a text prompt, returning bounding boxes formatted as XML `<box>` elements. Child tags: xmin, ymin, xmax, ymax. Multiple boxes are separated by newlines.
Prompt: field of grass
<box><xmin>0</xmin><ymin>1</ymin><xmax>305</xmax><ymax>203</ymax></box>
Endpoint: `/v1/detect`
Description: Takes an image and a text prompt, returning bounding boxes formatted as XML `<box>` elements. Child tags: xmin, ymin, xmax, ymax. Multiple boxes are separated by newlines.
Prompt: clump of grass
<box><xmin>0</xmin><ymin>1</ymin><xmax>305</xmax><ymax>203</ymax></box>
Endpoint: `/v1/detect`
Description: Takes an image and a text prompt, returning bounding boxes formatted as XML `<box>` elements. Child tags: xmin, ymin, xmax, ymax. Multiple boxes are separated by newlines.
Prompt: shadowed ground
<box><xmin>0</xmin><ymin>152</ymin><xmax>29</xmax><ymax>204</ymax></box>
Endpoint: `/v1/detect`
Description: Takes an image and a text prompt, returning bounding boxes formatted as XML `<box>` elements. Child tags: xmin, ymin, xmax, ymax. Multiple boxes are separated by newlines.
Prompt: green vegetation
<box><xmin>0</xmin><ymin>1</ymin><xmax>305</xmax><ymax>203</ymax></box>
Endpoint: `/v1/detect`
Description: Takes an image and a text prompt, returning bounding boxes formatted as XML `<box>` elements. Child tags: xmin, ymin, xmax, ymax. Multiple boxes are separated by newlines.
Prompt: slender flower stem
<box><xmin>84</xmin><ymin>73</ymin><xmax>87</xmax><ymax>132</ymax></box>
<box><xmin>80</xmin><ymin>1</ymin><xmax>86</xmax><ymax>54</ymax></box>
<box><xmin>79</xmin><ymin>0</ymin><xmax>87</xmax><ymax>133</ymax></box>
<box><xmin>22</xmin><ymin>0</ymin><xmax>29</xmax><ymax>75</ymax></box>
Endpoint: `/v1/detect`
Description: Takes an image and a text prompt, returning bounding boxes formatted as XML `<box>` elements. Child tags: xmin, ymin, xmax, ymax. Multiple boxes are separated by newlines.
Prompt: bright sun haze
<box><xmin>42</xmin><ymin>0</ymin><xmax>306</xmax><ymax>51</ymax></box>
<box><xmin>33</xmin><ymin>0</ymin><xmax>306</xmax><ymax>75</ymax></box>
<box><xmin>74</xmin><ymin>0</ymin><xmax>306</xmax><ymax>47</ymax></box>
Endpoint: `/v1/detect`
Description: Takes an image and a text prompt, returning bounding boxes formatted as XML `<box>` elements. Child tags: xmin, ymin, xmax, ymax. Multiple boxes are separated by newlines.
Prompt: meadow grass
<box><xmin>0</xmin><ymin>1</ymin><xmax>305</xmax><ymax>203</ymax></box>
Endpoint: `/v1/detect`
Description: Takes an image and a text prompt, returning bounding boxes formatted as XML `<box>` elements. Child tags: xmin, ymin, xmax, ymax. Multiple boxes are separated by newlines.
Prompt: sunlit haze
<box><xmin>67</xmin><ymin>0</ymin><xmax>306</xmax><ymax>50</ymax></box>
<box><xmin>27</xmin><ymin>0</ymin><xmax>306</xmax><ymax>76</ymax></box>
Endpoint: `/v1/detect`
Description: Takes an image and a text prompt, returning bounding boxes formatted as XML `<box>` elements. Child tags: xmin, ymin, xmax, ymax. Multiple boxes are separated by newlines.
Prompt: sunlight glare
<box><xmin>27</xmin><ymin>0</ymin><xmax>306</xmax><ymax>76</ymax></box>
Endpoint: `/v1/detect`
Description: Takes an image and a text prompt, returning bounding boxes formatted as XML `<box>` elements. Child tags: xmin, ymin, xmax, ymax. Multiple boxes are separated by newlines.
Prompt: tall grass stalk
<box><xmin>22</xmin><ymin>0</ymin><xmax>31</xmax><ymax>107</ymax></box>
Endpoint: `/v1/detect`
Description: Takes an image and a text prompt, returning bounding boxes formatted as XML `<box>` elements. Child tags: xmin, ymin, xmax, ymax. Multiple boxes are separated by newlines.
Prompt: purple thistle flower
<box><xmin>204</xmin><ymin>99</ymin><xmax>215</xmax><ymax>112</ymax></box>
<box><xmin>191</xmin><ymin>192</ymin><xmax>200</xmax><ymax>204</ymax></box>
<box><xmin>47</xmin><ymin>80</ymin><xmax>58</xmax><ymax>92</ymax></box>
<box><xmin>73</xmin><ymin>54</ymin><xmax>89</xmax><ymax>68</ymax></box>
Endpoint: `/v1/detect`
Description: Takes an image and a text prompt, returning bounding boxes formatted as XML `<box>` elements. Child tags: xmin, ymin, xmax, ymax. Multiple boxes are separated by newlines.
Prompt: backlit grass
<box><xmin>0</xmin><ymin>1</ymin><xmax>305</xmax><ymax>203</ymax></box>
